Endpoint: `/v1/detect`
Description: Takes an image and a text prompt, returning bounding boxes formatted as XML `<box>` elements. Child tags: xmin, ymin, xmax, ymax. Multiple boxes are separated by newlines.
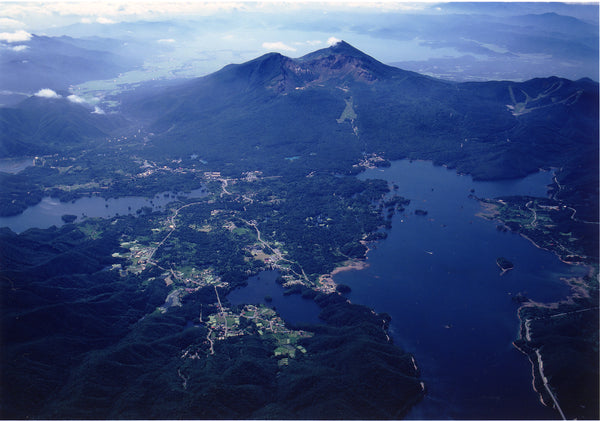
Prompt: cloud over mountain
<box><xmin>96</xmin><ymin>17</ymin><xmax>116</xmax><ymax>25</ymax></box>
<box><xmin>34</xmin><ymin>89</ymin><xmax>61</xmax><ymax>99</ymax></box>
<box><xmin>0</xmin><ymin>18</ymin><xmax>25</xmax><ymax>30</ymax></box>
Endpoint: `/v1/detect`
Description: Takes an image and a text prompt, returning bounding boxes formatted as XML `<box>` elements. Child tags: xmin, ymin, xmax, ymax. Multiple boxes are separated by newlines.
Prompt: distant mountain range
<box><xmin>0</xmin><ymin>34</ymin><xmax>142</xmax><ymax>105</ymax></box>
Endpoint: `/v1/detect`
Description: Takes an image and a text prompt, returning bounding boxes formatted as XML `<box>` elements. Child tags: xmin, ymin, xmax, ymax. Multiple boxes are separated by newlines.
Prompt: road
<box><xmin>522</xmin><ymin>306</ymin><xmax>599</xmax><ymax>420</ymax></box>
<box><xmin>525</xmin><ymin>200</ymin><xmax>538</xmax><ymax>227</ymax></box>
<box><xmin>535</xmin><ymin>350</ymin><xmax>566</xmax><ymax>420</ymax></box>
<box><xmin>148</xmin><ymin>201</ymin><xmax>203</xmax><ymax>264</ymax></box>
<box><xmin>241</xmin><ymin>218</ymin><xmax>310</xmax><ymax>284</ymax></box>
<box><xmin>214</xmin><ymin>285</ymin><xmax>228</xmax><ymax>337</ymax></box>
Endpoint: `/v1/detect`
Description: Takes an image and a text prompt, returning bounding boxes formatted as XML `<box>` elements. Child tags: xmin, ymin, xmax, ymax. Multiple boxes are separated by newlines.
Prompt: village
<box><xmin>181</xmin><ymin>302</ymin><xmax>312</xmax><ymax>366</ymax></box>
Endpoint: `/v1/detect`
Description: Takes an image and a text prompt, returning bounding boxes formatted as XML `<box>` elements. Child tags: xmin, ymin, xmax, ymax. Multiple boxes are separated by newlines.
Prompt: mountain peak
<box><xmin>299</xmin><ymin>40</ymin><xmax>373</xmax><ymax>62</ymax></box>
<box><xmin>327</xmin><ymin>40</ymin><xmax>367</xmax><ymax>56</ymax></box>
<box><xmin>293</xmin><ymin>41</ymin><xmax>399</xmax><ymax>86</ymax></box>
<box><xmin>205</xmin><ymin>41</ymin><xmax>402</xmax><ymax>95</ymax></box>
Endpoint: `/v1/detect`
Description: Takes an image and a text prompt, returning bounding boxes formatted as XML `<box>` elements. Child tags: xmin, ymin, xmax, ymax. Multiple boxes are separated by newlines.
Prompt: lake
<box><xmin>227</xmin><ymin>270</ymin><xmax>322</xmax><ymax>327</ymax></box>
<box><xmin>0</xmin><ymin>188</ymin><xmax>207</xmax><ymax>233</ymax></box>
<box><xmin>332</xmin><ymin>160</ymin><xmax>586</xmax><ymax>419</ymax></box>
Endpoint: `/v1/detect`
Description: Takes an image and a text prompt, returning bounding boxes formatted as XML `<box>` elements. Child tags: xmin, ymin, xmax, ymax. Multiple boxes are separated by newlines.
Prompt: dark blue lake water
<box><xmin>227</xmin><ymin>270</ymin><xmax>322</xmax><ymax>327</ymax></box>
<box><xmin>0</xmin><ymin>188</ymin><xmax>207</xmax><ymax>233</ymax></box>
<box><xmin>331</xmin><ymin>160</ymin><xmax>586</xmax><ymax>420</ymax></box>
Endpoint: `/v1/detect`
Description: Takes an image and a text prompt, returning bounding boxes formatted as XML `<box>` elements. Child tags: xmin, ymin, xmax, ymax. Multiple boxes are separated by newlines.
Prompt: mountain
<box><xmin>297</xmin><ymin>40</ymin><xmax>405</xmax><ymax>80</ymax></box>
<box><xmin>0</xmin><ymin>95</ymin><xmax>128</xmax><ymax>157</ymax></box>
<box><xmin>124</xmin><ymin>40</ymin><xmax>598</xmax><ymax>179</ymax></box>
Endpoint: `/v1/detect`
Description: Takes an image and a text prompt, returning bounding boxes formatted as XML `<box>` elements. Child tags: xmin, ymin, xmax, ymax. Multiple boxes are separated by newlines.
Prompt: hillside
<box><xmin>0</xmin><ymin>95</ymin><xmax>129</xmax><ymax>157</ymax></box>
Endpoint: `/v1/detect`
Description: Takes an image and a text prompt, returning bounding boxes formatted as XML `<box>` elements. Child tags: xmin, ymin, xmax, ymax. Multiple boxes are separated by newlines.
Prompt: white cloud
<box><xmin>12</xmin><ymin>45</ymin><xmax>29</xmax><ymax>52</ymax></box>
<box><xmin>67</xmin><ymin>94</ymin><xmax>86</xmax><ymax>104</ymax></box>
<box><xmin>34</xmin><ymin>89</ymin><xmax>61</xmax><ymax>99</ymax></box>
<box><xmin>96</xmin><ymin>17</ymin><xmax>116</xmax><ymax>25</ymax></box>
<box><xmin>80</xmin><ymin>17</ymin><xmax>92</xmax><ymax>24</ymax></box>
<box><xmin>342</xmin><ymin>2</ymin><xmax>429</xmax><ymax>12</ymax></box>
<box><xmin>262</xmin><ymin>42</ymin><xmax>296</xmax><ymax>52</ymax></box>
<box><xmin>327</xmin><ymin>37</ymin><xmax>342</xmax><ymax>46</ymax></box>
<box><xmin>0</xmin><ymin>18</ymin><xmax>25</xmax><ymax>30</ymax></box>
<box><xmin>14</xmin><ymin>2</ymin><xmax>249</xmax><ymax>20</ymax></box>
<box><xmin>157</xmin><ymin>38</ymin><xmax>176</xmax><ymax>44</ymax></box>
<box><xmin>92</xmin><ymin>106</ymin><xmax>105</xmax><ymax>115</ymax></box>
<box><xmin>0</xmin><ymin>30</ymin><xmax>32</xmax><ymax>43</ymax></box>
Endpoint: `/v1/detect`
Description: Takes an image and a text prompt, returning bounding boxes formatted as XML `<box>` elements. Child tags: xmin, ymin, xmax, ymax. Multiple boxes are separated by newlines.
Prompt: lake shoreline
<box><xmin>318</xmin><ymin>259</ymin><xmax>370</xmax><ymax>293</ymax></box>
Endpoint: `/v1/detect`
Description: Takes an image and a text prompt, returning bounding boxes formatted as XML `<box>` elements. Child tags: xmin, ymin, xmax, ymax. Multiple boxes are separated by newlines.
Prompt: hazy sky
<box><xmin>0</xmin><ymin>1</ymin><xmax>598</xmax><ymax>85</ymax></box>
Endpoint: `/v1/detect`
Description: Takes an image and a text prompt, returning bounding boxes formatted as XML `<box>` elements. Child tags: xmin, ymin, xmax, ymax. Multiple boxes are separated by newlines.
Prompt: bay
<box><xmin>333</xmin><ymin>160</ymin><xmax>586</xmax><ymax>420</ymax></box>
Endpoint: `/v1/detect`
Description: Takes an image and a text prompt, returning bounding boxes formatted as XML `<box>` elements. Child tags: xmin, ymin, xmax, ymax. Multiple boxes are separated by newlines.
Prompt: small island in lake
<box><xmin>61</xmin><ymin>214</ymin><xmax>77</xmax><ymax>223</ymax></box>
<box><xmin>496</xmin><ymin>257</ymin><xmax>514</xmax><ymax>274</ymax></box>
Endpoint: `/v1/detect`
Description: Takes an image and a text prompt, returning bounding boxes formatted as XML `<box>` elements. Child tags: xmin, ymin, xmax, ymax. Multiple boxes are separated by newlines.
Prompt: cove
<box><xmin>227</xmin><ymin>270</ymin><xmax>322</xmax><ymax>327</ymax></box>
<box><xmin>333</xmin><ymin>160</ymin><xmax>586</xmax><ymax>420</ymax></box>
<box><xmin>0</xmin><ymin>188</ymin><xmax>206</xmax><ymax>234</ymax></box>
